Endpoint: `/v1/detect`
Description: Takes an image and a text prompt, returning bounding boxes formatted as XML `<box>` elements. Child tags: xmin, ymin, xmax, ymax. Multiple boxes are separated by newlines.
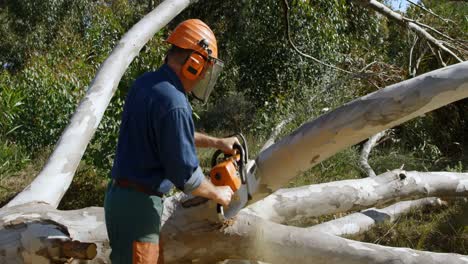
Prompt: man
<box><xmin>104</xmin><ymin>19</ymin><xmax>236</xmax><ymax>263</ymax></box>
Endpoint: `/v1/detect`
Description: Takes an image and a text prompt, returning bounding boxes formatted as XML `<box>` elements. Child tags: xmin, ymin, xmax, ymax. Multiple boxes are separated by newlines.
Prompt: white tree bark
<box><xmin>359</xmin><ymin>130</ymin><xmax>387</xmax><ymax>177</ymax></box>
<box><xmin>2</xmin><ymin>62</ymin><xmax>468</xmax><ymax>263</ymax></box>
<box><xmin>254</xmin><ymin>61</ymin><xmax>468</xmax><ymax>203</ymax></box>
<box><xmin>245</xmin><ymin>170</ymin><xmax>468</xmax><ymax>223</ymax></box>
<box><xmin>5</xmin><ymin>0</ymin><xmax>193</xmax><ymax>209</ymax></box>
<box><xmin>2</xmin><ymin>171</ymin><xmax>467</xmax><ymax>263</ymax></box>
<box><xmin>308</xmin><ymin>197</ymin><xmax>445</xmax><ymax>236</ymax></box>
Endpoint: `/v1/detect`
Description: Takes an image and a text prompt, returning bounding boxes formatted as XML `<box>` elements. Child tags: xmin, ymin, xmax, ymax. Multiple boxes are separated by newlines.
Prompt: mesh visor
<box><xmin>191</xmin><ymin>58</ymin><xmax>224</xmax><ymax>104</ymax></box>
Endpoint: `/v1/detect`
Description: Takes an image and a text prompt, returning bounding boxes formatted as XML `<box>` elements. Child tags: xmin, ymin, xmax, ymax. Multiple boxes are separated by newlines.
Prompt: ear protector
<box><xmin>182</xmin><ymin>52</ymin><xmax>206</xmax><ymax>81</ymax></box>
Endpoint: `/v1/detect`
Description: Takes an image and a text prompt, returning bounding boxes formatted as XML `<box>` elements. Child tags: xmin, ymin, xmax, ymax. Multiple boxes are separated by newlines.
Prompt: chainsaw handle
<box><xmin>210</xmin><ymin>143</ymin><xmax>244</xmax><ymax>167</ymax></box>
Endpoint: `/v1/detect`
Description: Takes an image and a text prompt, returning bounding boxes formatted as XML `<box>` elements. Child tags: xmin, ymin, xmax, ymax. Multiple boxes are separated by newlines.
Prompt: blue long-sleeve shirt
<box><xmin>111</xmin><ymin>64</ymin><xmax>204</xmax><ymax>194</ymax></box>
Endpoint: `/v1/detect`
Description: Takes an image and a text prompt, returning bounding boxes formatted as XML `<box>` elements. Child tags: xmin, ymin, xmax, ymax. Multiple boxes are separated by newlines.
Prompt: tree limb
<box><xmin>308</xmin><ymin>197</ymin><xmax>445</xmax><ymax>236</ymax></box>
<box><xmin>359</xmin><ymin>130</ymin><xmax>387</xmax><ymax>177</ymax></box>
<box><xmin>405</xmin><ymin>0</ymin><xmax>455</xmax><ymax>24</ymax></box>
<box><xmin>353</xmin><ymin>0</ymin><xmax>463</xmax><ymax>62</ymax></box>
<box><xmin>254</xmin><ymin>62</ymin><xmax>468</xmax><ymax>203</ymax></box>
<box><xmin>245</xmin><ymin>170</ymin><xmax>468</xmax><ymax>223</ymax></box>
<box><xmin>281</xmin><ymin>0</ymin><xmax>353</xmax><ymax>74</ymax></box>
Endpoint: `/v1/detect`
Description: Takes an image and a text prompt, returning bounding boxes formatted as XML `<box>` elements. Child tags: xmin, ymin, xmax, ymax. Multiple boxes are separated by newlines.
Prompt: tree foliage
<box><xmin>0</xmin><ymin>0</ymin><xmax>466</xmax><ymax>181</ymax></box>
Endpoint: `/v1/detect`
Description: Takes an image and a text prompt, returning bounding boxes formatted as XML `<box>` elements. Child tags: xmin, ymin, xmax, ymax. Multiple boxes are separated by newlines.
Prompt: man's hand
<box><xmin>194</xmin><ymin>133</ymin><xmax>241</xmax><ymax>155</ymax></box>
<box><xmin>191</xmin><ymin>179</ymin><xmax>233</xmax><ymax>207</ymax></box>
<box><xmin>213</xmin><ymin>185</ymin><xmax>234</xmax><ymax>207</ymax></box>
<box><xmin>216</xmin><ymin>137</ymin><xmax>240</xmax><ymax>155</ymax></box>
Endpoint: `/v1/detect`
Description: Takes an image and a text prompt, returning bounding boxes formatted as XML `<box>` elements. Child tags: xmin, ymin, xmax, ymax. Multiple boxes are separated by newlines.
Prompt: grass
<box><xmin>348</xmin><ymin>200</ymin><xmax>468</xmax><ymax>254</ymax></box>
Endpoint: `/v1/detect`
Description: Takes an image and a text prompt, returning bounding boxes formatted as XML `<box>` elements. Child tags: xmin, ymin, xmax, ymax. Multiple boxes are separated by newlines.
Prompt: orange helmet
<box><xmin>166</xmin><ymin>19</ymin><xmax>218</xmax><ymax>59</ymax></box>
<box><xmin>166</xmin><ymin>19</ymin><xmax>224</xmax><ymax>104</ymax></box>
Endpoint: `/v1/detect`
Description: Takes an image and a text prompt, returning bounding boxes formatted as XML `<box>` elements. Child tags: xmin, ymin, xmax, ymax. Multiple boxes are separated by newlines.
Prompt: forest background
<box><xmin>0</xmin><ymin>0</ymin><xmax>467</xmax><ymax>254</ymax></box>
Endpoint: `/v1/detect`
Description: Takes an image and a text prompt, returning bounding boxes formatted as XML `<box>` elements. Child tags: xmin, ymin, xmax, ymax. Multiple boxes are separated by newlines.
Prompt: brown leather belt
<box><xmin>113</xmin><ymin>179</ymin><xmax>164</xmax><ymax>198</ymax></box>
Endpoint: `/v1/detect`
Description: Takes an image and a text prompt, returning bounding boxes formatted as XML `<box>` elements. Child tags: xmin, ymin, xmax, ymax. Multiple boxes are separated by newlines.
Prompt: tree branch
<box><xmin>254</xmin><ymin>62</ymin><xmax>468</xmax><ymax>203</ymax></box>
<box><xmin>359</xmin><ymin>130</ymin><xmax>387</xmax><ymax>177</ymax></box>
<box><xmin>260</xmin><ymin>115</ymin><xmax>295</xmax><ymax>152</ymax></box>
<box><xmin>353</xmin><ymin>0</ymin><xmax>463</xmax><ymax>62</ymax></box>
<box><xmin>405</xmin><ymin>0</ymin><xmax>454</xmax><ymax>24</ymax></box>
<box><xmin>245</xmin><ymin>170</ymin><xmax>468</xmax><ymax>223</ymax></box>
<box><xmin>307</xmin><ymin>197</ymin><xmax>445</xmax><ymax>236</ymax></box>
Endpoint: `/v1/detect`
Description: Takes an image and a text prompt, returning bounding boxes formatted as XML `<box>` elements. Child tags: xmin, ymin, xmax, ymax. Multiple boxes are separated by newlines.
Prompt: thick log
<box><xmin>245</xmin><ymin>170</ymin><xmax>468</xmax><ymax>223</ymax></box>
<box><xmin>0</xmin><ymin>204</ymin><xmax>108</xmax><ymax>263</ymax></box>
<box><xmin>1</xmin><ymin>176</ymin><xmax>466</xmax><ymax>263</ymax></box>
<box><xmin>6</xmin><ymin>0</ymin><xmax>193</xmax><ymax>209</ymax></box>
<box><xmin>254</xmin><ymin>62</ymin><xmax>468</xmax><ymax>202</ymax></box>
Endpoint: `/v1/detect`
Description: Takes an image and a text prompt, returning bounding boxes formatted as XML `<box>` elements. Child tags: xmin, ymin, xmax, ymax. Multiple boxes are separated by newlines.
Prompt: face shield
<box><xmin>191</xmin><ymin>57</ymin><xmax>224</xmax><ymax>104</ymax></box>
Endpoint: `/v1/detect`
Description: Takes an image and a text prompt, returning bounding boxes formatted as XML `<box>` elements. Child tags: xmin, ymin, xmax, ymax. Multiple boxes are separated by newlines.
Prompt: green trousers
<box><xmin>104</xmin><ymin>180</ymin><xmax>164</xmax><ymax>263</ymax></box>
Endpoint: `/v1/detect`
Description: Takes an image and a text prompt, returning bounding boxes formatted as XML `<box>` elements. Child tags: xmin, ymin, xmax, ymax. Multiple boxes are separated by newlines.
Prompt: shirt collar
<box><xmin>160</xmin><ymin>63</ymin><xmax>185</xmax><ymax>94</ymax></box>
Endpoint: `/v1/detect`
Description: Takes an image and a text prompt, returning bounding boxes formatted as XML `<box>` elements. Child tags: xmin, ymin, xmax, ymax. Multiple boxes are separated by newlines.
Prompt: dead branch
<box><xmin>245</xmin><ymin>170</ymin><xmax>468</xmax><ymax>223</ymax></box>
<box><xmin>405</xmin><ymin>0</ymin><xmax>455</xmax><ymax>24</ymax></box>
<box><xmin>359</xmin><ymin>130</ymin><xmax>387</xmax><ymax>177</ymax></box>
<box><xmin>308</xmin><ymin>197</ymin><xmax>445</xmax><ymax>236</ymax></box>
<box><xmin>353</xmin><ymin>0</ymin><xmax>464</xmax><ymax>62</ymax></box>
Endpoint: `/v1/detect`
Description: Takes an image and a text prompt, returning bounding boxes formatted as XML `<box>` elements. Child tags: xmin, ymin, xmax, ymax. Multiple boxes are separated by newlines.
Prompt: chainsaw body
<box><xmin>210</xmin><ymin>134</ymin><xmax>251</xmax><ymax>220</ymax></box>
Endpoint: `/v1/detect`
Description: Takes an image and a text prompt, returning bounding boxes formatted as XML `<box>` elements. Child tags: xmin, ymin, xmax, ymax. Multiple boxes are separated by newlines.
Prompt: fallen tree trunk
<box><xmin>2</xmin><ymin>171</ymin><xmax>467</xmax><ymax>263</ymax></box>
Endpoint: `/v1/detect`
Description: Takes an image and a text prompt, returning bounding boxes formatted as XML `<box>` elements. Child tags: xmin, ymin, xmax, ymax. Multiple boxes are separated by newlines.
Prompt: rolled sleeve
<box><xmin>156</xmin><ymin>107</ymin><xmax>203</xmax><ymax>193</ymax></box>
<box><xmin>183</xmin><ymin>166</ymin><xmax>205</xmax><ymax>194</ymax></box>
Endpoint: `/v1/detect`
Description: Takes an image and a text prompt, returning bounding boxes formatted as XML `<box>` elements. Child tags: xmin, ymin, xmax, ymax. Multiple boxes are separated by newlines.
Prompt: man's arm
<box><xmin>156</xmin><ymin>109</ymin><xmax>233</xmax><ymax>205</ymax></box>
<box><xmin>191</xmin><ymin>178</ymin><xmax>233</xmax><ymax>207</ymax></box>
<box><xmin>194</xmin><ymin>132</ymin><xmax>240</xmax><ymax>154</ymax></box>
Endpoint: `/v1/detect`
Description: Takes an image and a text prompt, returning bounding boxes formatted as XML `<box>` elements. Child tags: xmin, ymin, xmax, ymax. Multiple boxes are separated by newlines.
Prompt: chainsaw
<box><xmin>181</xmin><ymin>133</ymin><xmax>259</xmax><ymax>221</ymax></box>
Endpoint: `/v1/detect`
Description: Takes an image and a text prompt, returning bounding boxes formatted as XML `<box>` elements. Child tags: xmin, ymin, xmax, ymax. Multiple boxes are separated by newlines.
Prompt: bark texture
<box><xmin>0</xmin><ymin>171</ymin><xmax>468</xmax><ymax>263</ymax></box>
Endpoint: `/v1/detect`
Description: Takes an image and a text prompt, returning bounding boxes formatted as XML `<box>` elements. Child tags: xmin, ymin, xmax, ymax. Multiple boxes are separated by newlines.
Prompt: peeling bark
<box><xmin>2</xmin><ymin>193</ymin><xmax>464</xmax><ymax>264</ymax></box>
<box><xmin>6</xmin><ymin>0</ymin><xmax>193</xmax><ymax>209</ymax></box>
